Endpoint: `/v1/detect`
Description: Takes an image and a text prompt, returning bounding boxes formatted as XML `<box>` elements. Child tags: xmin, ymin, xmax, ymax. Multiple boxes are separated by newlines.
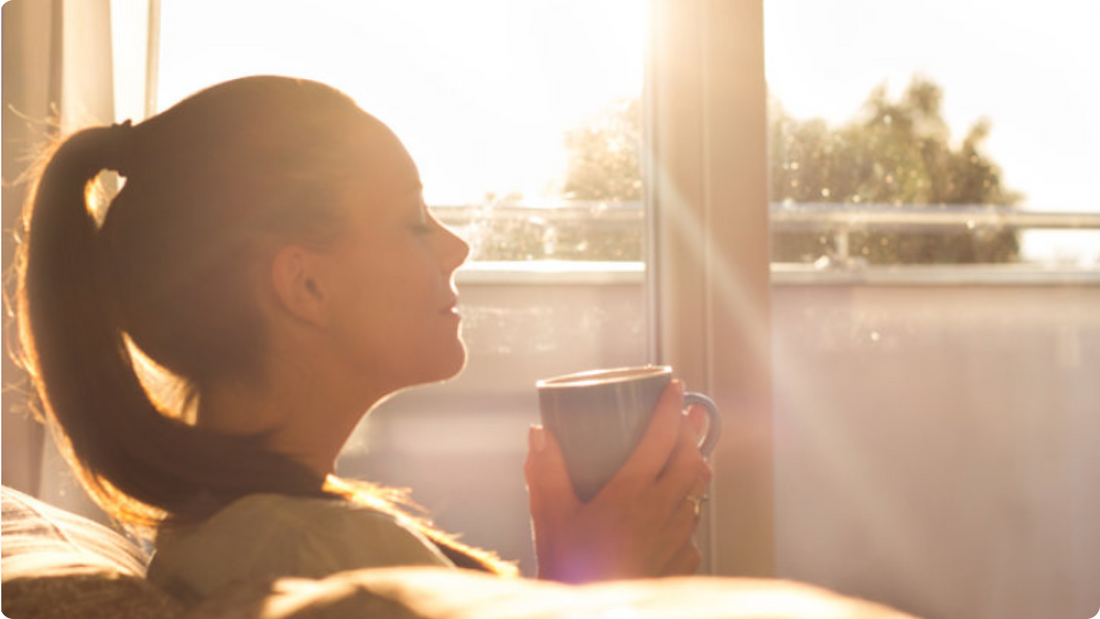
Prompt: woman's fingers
<box><xmin>685</xmin><ymin>403</ymin><xmax>709</xmax><ymax>440</ymax></box>
<box><xmin>526</xmin><ymin>425</ymin><xmax>587</xmax><ymax>581</ymax></box>
<box><xmin>610</xmin><ymin>381</ymin><xmax>686</xmax><ymax>488</ymax></box>
<box><xmin>656</xmin><ymin>404</ymin><xmax>713</xmax><ymax>515</ymax></box>
<box><xmin>525</xmin><ymin>425</ymin><xmax>580</xmax><ymax>517</ymax></box>
<box><xmin>651</xmin><ymin>444</ymin><xmax>710</xmax><ymax>569</ymax></box>
<box><xmin>663</xmin><ymin>539</ymin><xmax>703</xmax><ymax>576</ymax></box>
<box><xmin>624</xmin><ymin>396</ymin><xmax>712</xmax><ymax>576</ymax></box>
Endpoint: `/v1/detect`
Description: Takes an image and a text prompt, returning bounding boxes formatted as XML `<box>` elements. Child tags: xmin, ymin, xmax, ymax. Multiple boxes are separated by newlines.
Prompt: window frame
<box><xmin>647</xmin><ymin>0</ymin><xmax>775</xmax><ymax>576</ymax></box>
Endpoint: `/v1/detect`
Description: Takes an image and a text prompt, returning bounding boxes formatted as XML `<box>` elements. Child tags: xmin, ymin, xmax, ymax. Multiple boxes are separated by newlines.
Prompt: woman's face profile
<box><xmin>319</xmin><ymin>135</ymin><xmax>471</xmax><ymax>394</ymax></box>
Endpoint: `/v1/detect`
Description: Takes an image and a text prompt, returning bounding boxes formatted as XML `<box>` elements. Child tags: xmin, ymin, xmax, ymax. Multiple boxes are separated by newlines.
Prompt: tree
<box><xmin>769</xmin><ymin>76</ymin><xmax>1022</xmax><ymax>263</ymax></box>
<box><xmin>562</xmin><ymin>98</ymin><xmax>643</xmax><ymax>202</ymax></box>
<box><xmin>560</xmin><ymin>76</ymin><xmax>1023</xmax><ymax>264</ymax></box>
<box><xmin>440</xmin><ymin>98</ymin><xmax>644</xmax><ymax>262</ymax></box>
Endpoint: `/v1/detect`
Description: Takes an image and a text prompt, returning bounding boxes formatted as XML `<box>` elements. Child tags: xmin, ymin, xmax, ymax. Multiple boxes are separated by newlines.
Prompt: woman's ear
<box><xmin>269</xmin><ymin>245</ymin><xmax>331</xmax><ymax>327</ymax></box>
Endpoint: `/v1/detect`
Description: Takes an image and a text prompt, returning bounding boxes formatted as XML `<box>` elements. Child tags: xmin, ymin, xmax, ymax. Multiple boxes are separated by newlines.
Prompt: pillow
<box><xmin>1</xmin><ymin>486</ymin><xmax>185</xmax><ymax>619</ymax></box>
<box><xmin>1</xmin><ymin>485</ymin><xmax>146</xmax><ymax>579</ymax></box>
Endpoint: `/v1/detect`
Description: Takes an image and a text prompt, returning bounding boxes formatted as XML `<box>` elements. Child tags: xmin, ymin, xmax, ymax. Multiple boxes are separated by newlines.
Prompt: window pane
<box><xmin>765</xmin><ymin>0</ymin><xmax>1099</xmax><ymax>272</ymax></box>
<box><xmin>764</xmin><ymin>3</ymin><xmax>1100</xmax><ymax>618</ymax></box>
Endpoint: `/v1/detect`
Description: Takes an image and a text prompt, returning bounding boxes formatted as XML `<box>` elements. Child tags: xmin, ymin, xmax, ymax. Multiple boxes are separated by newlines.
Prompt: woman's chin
<box><xmin>416</xmin><ymin>340</ymin><xmax>468</xmax><ymax>386</ymax></box>
<box><xmin>437</xmin><ymin>341</ymin><xmax>468</xmax><ymax>381</ymax></box>
<box><xmin>379</xmin><ymin>338</ymin><xmax>467</xmax><ymax>396</ymax></box>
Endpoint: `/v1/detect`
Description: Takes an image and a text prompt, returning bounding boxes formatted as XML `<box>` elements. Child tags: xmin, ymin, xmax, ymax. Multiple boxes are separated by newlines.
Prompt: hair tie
<box><xmin>107</xmin><ymin>119</ymin><xmax>135</xmax><ymax>176</ymax></box>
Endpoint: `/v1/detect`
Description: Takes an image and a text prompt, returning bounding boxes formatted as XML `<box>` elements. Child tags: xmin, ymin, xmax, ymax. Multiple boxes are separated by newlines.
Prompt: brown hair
<box><xmin>15</xmin><ymin>76</ymin><xmax>514</xmax><ymax>575</ymax></box>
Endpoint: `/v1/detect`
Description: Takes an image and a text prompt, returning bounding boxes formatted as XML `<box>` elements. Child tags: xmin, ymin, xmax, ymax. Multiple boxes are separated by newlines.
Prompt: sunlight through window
<box><xmin>157</xmin><ymin>0</ymin><xmax>644</xmax><ymax>210</ymax></box>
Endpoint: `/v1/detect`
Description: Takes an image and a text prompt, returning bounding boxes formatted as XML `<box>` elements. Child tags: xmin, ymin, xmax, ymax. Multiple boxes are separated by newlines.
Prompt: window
<box><xmin>764</xmin><ymin>3</ymin><xmax>1099</xmax><ymax>618</ymax></box>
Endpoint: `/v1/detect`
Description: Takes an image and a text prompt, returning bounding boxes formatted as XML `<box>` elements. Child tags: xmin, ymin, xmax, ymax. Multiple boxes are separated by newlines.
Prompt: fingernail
<box><xmin>673</xmin><ymin>379</ymin><xmax>685</xmax><ymax>397</ymax></box>
<box><xmin>529</xmin><ymin>425</ymin><xmax>546</xmax><ymax>453</ymax></box>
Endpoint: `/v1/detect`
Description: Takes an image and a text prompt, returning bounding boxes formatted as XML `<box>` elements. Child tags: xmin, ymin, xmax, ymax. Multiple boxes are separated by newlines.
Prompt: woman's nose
<box><xmin>438</xmin><ymin>223</ymin><xmax>470</xmax><ymax>271</ymax></box>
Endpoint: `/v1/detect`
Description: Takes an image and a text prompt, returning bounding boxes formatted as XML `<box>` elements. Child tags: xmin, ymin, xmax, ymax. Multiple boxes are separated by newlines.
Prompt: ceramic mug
<box><xmin>536</xmin><ymin>365</ymin><xmax>720</xmax><ymax>502</ymax></box>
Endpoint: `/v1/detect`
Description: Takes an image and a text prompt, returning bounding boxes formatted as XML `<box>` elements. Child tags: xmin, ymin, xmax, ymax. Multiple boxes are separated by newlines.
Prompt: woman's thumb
<box><xmin>525</xmin><ymin>425</ymin><xmax>579</xmax><ymax>511</ymax></box>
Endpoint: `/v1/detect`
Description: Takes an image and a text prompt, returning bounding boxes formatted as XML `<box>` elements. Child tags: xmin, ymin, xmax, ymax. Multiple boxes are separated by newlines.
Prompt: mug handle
<box><xmin>683</xmin><ymin>392</ymin><xmax>722</xmax><ymax>456</ymax></box>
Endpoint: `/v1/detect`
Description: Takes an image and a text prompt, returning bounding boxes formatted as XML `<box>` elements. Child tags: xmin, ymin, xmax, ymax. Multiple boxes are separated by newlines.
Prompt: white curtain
<box><xmin>1</xmin><ymin>0</ymin><xmax>151</xmax><ymax>521</ymax></box>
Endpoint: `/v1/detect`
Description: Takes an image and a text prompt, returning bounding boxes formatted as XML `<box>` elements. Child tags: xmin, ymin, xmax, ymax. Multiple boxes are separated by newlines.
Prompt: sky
<box><xmin>135</xmin><ymin>0</ymin><xmax>1098</xmax><ymax>216</ymax></box>
<box><xmin>764</xmin><ymin>0</ymin><xmax>1100</xmax><ymax>213</ymax></box>
<box><xmin>153</xmin><ymin>0</ymin><xmax>644</xmax><ymax>206</ymax></box>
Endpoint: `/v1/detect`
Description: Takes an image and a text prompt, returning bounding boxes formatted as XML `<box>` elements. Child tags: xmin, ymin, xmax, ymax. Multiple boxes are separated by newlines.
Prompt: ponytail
<box><xmin>16</xmin><ymin>124</ymin><xmax>324</xmax><ymax>529</ymax></box>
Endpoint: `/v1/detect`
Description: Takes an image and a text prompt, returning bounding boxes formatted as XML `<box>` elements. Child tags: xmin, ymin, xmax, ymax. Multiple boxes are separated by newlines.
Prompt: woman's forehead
<box><xmin>351</xmin><ymin>132</ymin><xmax>420</xmax><ymax>185</ymax></box>
<box><xmin>332</xmin><ymin>115</ymin><xmax>425</xmax><ymax>207</ymax></box>
<box><xmin>339</xmin><ymin>179</ymin><xmax>423</xmax><ymax>225</ymax></box>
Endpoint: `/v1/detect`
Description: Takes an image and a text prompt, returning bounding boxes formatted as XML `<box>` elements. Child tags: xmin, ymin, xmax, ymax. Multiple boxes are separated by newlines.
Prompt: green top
<box><xmin>147</xmin><ymin>493</ymin><xmax>452</xmax><ymax>603</ymax></box>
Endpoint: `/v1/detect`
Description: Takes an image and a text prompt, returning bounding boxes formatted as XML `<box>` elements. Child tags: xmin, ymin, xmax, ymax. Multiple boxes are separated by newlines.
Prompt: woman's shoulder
<box><xmin>149</xmin><ymin>493</ymin><xmax>452</xmax><ymax>603</ymax></box>
<box><xmin>211</xmin><ymin>492</ymin><xmax>394</xmax><ymax>525</ymax></box>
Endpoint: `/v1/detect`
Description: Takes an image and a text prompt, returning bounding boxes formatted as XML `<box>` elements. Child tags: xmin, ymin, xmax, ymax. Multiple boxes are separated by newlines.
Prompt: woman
<box><xmin>15</xmin><ymin>76</ymin><xmax>712</xmax><ymax>602</ymax></box>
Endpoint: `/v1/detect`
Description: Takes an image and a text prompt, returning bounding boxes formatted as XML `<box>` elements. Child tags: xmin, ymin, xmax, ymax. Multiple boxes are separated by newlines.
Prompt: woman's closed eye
<box><xmin>408</xmin><ymin>220</ymin><xmax>435</xmax><ymax>235</ymax></box>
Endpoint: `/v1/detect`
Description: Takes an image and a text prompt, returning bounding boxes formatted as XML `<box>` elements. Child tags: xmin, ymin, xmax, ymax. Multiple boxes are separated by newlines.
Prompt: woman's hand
<box><xmin>525</xmin><ymin>380</ymin><xmax>714</xmax><ymax>583</ymax></box>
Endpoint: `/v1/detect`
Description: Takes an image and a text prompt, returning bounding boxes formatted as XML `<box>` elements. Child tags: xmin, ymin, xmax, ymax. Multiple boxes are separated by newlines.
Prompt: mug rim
<box><xmin>536</xmin><ymin>365</ymin><xmax>671</xmax><ymax>389</ymax></box>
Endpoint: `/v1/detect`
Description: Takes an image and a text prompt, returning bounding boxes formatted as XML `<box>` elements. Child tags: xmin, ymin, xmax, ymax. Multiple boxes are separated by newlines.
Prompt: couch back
<box><xmin>1</xmin><ymin>486</ymin><xmax>185</xmax><ymax>619</ymax></box>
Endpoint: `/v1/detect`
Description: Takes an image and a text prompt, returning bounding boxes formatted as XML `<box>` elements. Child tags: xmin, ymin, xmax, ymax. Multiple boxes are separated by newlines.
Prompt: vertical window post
<box><xmin>647</xmin><ymin>0</ymin><xmax>775</xmax><ymax>576</ymax></box>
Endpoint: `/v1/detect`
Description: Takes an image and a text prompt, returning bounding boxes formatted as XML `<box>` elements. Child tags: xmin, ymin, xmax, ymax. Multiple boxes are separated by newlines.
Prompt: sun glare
<box><xmin>155</xmin><ymin>0</ymin><xmax>645</xmax><ymax>207</ymax></box>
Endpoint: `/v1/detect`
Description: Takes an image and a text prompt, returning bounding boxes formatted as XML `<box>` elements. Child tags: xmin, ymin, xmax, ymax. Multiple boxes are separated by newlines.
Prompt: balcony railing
<box><xmin>435</xmin><ymin>202</ymin><xmax>1100</xmax><ymax>285</ymax></box>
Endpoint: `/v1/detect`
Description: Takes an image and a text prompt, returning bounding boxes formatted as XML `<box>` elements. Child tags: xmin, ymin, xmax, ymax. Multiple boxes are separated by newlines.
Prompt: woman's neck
<box><xmin>196</xmin><ymin>362</ymin><xmax>382</xmax><ymax>479</ymax></box>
